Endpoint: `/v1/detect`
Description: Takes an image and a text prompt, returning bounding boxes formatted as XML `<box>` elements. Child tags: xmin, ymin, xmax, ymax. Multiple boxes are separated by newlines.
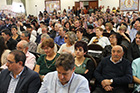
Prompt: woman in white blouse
<box><xmin>88</xmin><ymin>27</ymin><xmax>110</xmax><ymax>48</ymax></box>
<box><xmin>58</xmin><ymin>31</ymin><xmax>76</xmax><ymax>55</ymax></box>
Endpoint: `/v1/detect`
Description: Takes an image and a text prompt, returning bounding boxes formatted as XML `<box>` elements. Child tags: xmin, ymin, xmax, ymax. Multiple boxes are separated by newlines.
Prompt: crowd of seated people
<box><xmin>0</xmin><ymin>6</ymin><xmax>140</xmax><ymax>92</ymax></box>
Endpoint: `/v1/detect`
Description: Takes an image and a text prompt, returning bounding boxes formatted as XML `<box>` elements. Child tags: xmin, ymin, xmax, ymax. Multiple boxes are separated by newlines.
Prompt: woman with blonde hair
<box><xmin>104</xmin><ymin>22</ymin><xmax>115</xmax><ymax>33</ymax></box>
<box><xmin>58</xmin><ymin>31</ymin><xmax>76</xmax><ymax>55</ymax></box>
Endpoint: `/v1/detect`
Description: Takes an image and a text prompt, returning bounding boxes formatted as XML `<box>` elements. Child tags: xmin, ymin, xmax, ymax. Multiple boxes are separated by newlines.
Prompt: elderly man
<box><xmin>93</xmin><ymin>45</ymin><xmax>132</xmax><ymax>93</ymax></box>
<box><xmin>16</xmin><ymin>40</ymin><xmax>36</xmax><ymax>70</ymax></box>
<box><xmin>0</xmin><ymin>50</ymin><xmax>41</xmax><ymax>93</ymax></box>
<box><xmin>20</xmin><ymin>31</ymin><xmax>37</xmax><ymax>52</ymax></box>
<box><xmin>38</xmin><ymin>53</ymin><xmax>90</xmax><ymax>93</ymax></box>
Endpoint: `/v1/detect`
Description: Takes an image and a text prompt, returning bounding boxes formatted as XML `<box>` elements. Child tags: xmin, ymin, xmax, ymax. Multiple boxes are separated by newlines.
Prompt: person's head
<box><xmin>59</xmin><ymin>27</ymin><xmax>67</xmax><ymax>37</ymax></box>
<box><xmin>75</xmin><ymin>41</ymin><xmax>87</xmax><ymax>58</ymax></box>
<box><xmin>111</xmin><ymin>45</ymin><xmax>124</xmax><ymax>62</ymax></box>
<box><xmin>42</xmin><ymin>26</ymin><xmax>48</xmax><ymax>34</ymax></box>
<box><xmin>6</xmin><ymin>50</ymin><xmax>26</xmax><ymax>72</ymax></box>
<box><xmin>55</xmin><ymin>23</ymin><xmax>61</xmax><ymax>32</ymax></box>
<box><xmin>20</xmin><ymin>31</ymin><xmax>30</xmax><ymax>42</ymax></box>
<box><xmin>26</xmin><ymin>24</ymin><xmax>32</xmax><ymax>33</ymax></box>
<box><xmin>1</xmin><ymin>29</ymin><xmax>12</xmax><ymax>41</ymax></box>
<box><xmin>109</xmin><ymin>33</ymin><xmax>120</xmax><ymax>45</ymax></box>
<box><xmin>76</xmin><ymin>27</ymin><xmax>84</xmax><ymax>38</ymax></box>
<box><xmin>74</xmin><ymin>20</ymin><xmax>81</xmax><ymax>28</ymax></box>
<box><xmin>87</xmin><ymin>25</ymin><xmax>94</xmax><ymax>34</ymax></box>
<box><xmin>95</xmin><ymin>27</ymin><xmax>103</xmax><ymax>37</ymax></box>
<box><xmin>64</xmin><ymin>21</ymin><xmax>70</xmax><ymax>28</ymax></box>
<box><xmin>40</xmin><ymin>21</ymin><xmax>45</xmax><ymax>28</ymax></box>
<box><xmin>41</xmin><ymin>38</ymin><xmax>55</xmax><ymax>56</ymax></box>
<box><xmin>55</xmin><ymin>53</ymin><xmax>75</xmax><ymax>85</ymax></box>
<box><xmin>16</xmin><ymin>40</ymin><xmax>28</xmax><ymax>54</ymax></box>
<box><xmin>41</xmin><ymin>33</ymin><xmax>50</xmax><ymax>42</ymax></box>
<box><xmin>64</xmin><ymin>31</ymin><xmax>76</xmax><ymax>45</ymax></box>
<box><xmin>0</xmin><ymin>36</ymin><xmax>7</xmax><ymax>55</ymax></box>
<box><xmin>11</xmin><ymin>25</ymin><xmax>18</xmax><ymax>35</ymax></box>
<box><xmin>119</xmin><ymin>25</ymin><xmax>127</xmax><ymax>33</ymax></box>
<box><xmin>137</xmin><ymin>23</ymin><xmax>140</xmax><ymax>31</ymax></box>
<box><xmin>135</xmin><ymin>31</ymin><xmax>140</xmax><ymax>46</ymax></box>
<box><xmin>105</xmin><ymin>22</ymin><xmax>113</xmax><ymax>30</ymax></box>
<box><xmin>134</xmin><ymin>20</ymin><xmax>140</xmax><ymax>29</ymax></box>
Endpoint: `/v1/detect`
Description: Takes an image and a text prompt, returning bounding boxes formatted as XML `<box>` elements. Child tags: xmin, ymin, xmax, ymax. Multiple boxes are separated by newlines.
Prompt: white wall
<box><xmin>0</xmin><ymin>0</ymin><xmax>7</xmax><ymax>9</ymax></box>
<box><xmin>61</xmin><ymin>0</ymin><xmax>75</xmax><ymax>12</ymax></box>
<box><xmin>25</xmin><ymin>0</ymin><xmax>45</xmax><ymax>16</ymax></box>
<box><xmin>25</xmin><ymin>0</ymin><xmax>76</xmax><ymax>16</ymax></box>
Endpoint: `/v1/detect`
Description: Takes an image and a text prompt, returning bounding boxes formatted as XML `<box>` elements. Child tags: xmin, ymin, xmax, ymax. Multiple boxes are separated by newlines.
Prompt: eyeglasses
<box><xmin>64</xmin><ymin>37</ymin><xmax>68</xmax><ymax>39</ymax></box>
<box><xmin>16</xmin><ymin>47</ymin><xmax>23</xmax><ymax>50</ymax></box>
<box><xmin>6</xmin><ymin>59</ymin><xmax>15</xmax><ymax>64</ymax></box>
<box><xmin>109</xmin><ymin>36</ymin><xmax>116</xmax><ymax>39</ymax></box>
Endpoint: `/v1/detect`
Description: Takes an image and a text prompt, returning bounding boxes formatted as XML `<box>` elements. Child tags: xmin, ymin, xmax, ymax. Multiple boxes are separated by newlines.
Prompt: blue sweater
<box><xmin>94</xmin><ymin>56</ymin><xmax>133</xmax><ymax>88</ymax></box>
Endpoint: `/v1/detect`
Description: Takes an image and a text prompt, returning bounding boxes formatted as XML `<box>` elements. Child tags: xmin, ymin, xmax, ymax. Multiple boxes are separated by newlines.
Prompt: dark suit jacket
<box><xmin>127</xmin><ymin>42</ymin><xmax>140</xmax><ymax>62</ymax></box>
<box><xmin>0</xmin><ymin>66</ymin><xmax>41</xmax><ymax>93</ymax></box>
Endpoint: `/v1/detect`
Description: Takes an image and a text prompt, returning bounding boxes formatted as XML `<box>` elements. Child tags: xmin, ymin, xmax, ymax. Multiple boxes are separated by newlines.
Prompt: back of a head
<box><xmin>55</xmin><ymin>53</ymin><xmax>75</xmax><ymax>71</ymax></box>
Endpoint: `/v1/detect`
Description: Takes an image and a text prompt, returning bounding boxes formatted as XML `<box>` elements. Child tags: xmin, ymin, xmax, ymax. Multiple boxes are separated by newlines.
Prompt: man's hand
<box><xmin>104</xmin><ymin>85</ymin><xmax>113</xmax><ymax>91</ymax></box>
<box><xmin>101</xmin><ymin>79</ymin><xmax>113</xmax><ymax>88</ymax></box>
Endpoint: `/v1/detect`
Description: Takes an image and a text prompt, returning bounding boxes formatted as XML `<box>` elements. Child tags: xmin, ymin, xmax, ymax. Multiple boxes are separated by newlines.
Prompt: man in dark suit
<box><xmin>0</xmin><ymin>50</ymin><xmax>41</xmax><ymax>93</ymax></box>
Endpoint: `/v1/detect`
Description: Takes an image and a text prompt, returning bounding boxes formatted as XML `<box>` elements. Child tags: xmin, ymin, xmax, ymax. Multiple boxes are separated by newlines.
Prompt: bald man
<box><xmin>93</xmin><ymin>45</ymin><xmax>132</xmax><ymax>93</ymax></box>
<box><xmin>16</xmin><ymin>40</ymin><xmax>36</xmax><ymax>70</ymax></box>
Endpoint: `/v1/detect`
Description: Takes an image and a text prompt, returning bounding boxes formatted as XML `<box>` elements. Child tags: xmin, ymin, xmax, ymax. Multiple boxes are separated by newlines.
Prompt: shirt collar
<box><xmin>110</xmin><ymin>57</ymin><xmax>122</xmax><ymax>64</ymax></box>
<box><xmin>10</xmin><ymin>67</ymin><xmax>25</xmax><ymax>79</ymax></box>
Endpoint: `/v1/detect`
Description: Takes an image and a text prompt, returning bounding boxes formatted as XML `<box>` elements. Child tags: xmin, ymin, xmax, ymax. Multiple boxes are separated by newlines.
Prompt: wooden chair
<box><xmin>84</xmin><ymin>54</ymin><xmax>97</xmax><ymax>92</ymax></box>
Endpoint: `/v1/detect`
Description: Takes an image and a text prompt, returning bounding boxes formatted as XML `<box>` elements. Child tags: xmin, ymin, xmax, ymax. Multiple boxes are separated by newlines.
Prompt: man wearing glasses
<box><xmin>0</xmin><ymin>50</ymin><xmax>41</xmax><ymax>93</ymax></box>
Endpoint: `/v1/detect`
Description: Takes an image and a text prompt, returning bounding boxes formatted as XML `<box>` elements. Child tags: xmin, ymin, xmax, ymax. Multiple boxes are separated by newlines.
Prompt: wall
<box><xmin>25</xmin><ymin>0</ymin><xmax>75</xmax><ymax>16</ymax></box>
<box><xmin>61</xmin><ymin>0</ymin><xmax>75</xmax><ymax>12</ymax></box>
<box><xmin>99</xmin><ymin>0</ymin><xmax>140</xmax><ymax>12</ymax></box>
<box><xmin>25</xmin><ymin>0</ymin><xmax>45</xmax><ymax>16</ymax></box>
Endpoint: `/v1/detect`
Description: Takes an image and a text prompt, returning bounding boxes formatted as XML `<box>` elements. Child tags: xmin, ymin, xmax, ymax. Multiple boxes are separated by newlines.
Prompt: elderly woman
<box><xmin>88</xmin><ymin>27</ymin><xmax>110</xmax><ymax>48</ymax></box>
<box><xmin>74</xmin><ymin>41</ymin><xmax>95</xmax><ymax>81</ymax></box>
<box><xmin>34</xmin><ymin>38</ymin><xmax>59</xmax><ymax>78</ymax></box>
<box><xmin>58</xmin><ymin>31</ymin><xmax>76</xmax><ymax>55</ymax></box>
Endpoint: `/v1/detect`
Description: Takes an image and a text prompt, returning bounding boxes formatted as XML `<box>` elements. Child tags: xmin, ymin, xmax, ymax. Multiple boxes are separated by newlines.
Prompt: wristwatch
<box><xmin>110</xmin><ymin>79</ymin><xmax>113</xmax><ymax>83</ymax></box>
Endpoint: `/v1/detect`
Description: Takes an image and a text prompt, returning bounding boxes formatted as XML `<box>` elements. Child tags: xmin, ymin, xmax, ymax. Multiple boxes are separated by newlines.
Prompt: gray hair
<box><xmin>55</xmin><ymin>53</ymin><xmax>75</xmax><ymax>71</ymax></box>
<box><xmin>19</xmin><ymin>40</ymin><xmax>29</xmax><ymax>48</ymax></box>
<box><xmin>41</xmin><ymin>33</ymin><xmax>50</xmax><ymax>39</ymax></box>
<box><xmin>65</xmin><ymin>31</ymin><xmax>76</xmax><ymax>45</ymax></box>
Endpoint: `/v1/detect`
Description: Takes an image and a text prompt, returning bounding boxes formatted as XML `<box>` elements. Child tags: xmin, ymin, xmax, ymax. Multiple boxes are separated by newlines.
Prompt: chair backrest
<box><xmin>88</xmin><ymin>43</ymin><xmax>103</xmax><ymax>51</ymax></box>
<box><xmin>84</xmin><ymin>54</ymin><xmax>97</xmax><ymax>68</ymax></box>
<box><xmin>103</xmin><ymin>32</ymin><xmax>110</xmax><ymax>37</ymax></box>
<box><xmin>29</xmin><ymin>51</ymin><xmax>41</xmax><ymax>61</ymax></box>
<box><xmin>87</xmin><ymin>44</ymin><xmax>103</xmax><ymax>64</ymax></box>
